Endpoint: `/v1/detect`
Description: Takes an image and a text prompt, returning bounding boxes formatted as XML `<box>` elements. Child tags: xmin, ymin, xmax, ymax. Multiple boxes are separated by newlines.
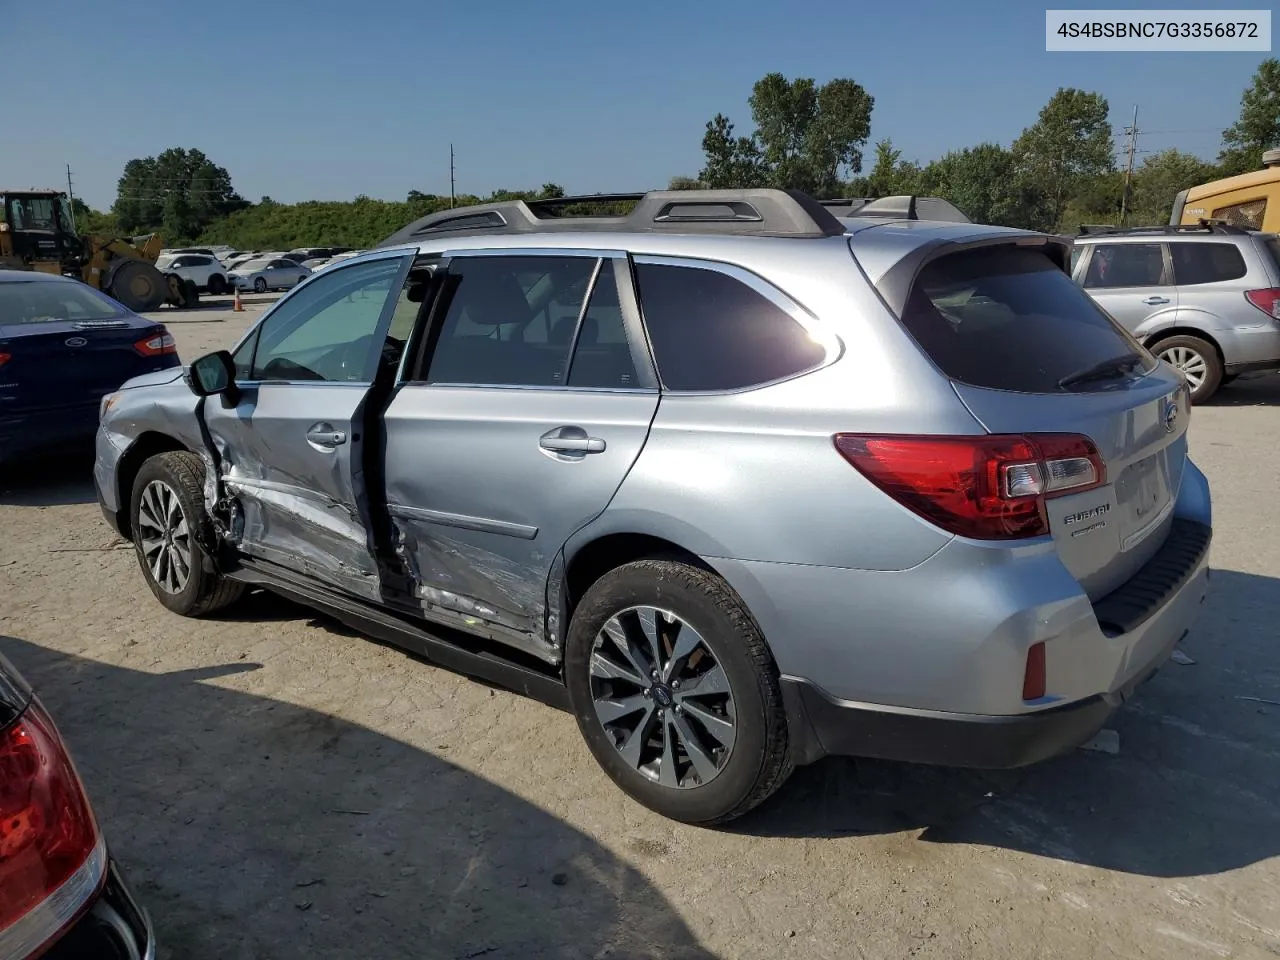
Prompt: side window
<box><xmin>1082</xmin><ymin>243</ymin><xmax>1165</xmax><ymax>289</ymax></box>
<box><xmin>232</xmin><ymin>330</ymin><xmax>259</xmax><ymax>380</ymax></box>
<box><xmin>172</xmin><ymin>256</ymin><xmax>191</xmax><ymax>268</ymax></box>
<box><xmin>250</xmin><ymin>257</ymin><xmax>403</xmax><ymax>383</ymax></box>
<box><xmin>1212</xmin><ymin>198</ymin><xmax>1266</xmax><ymax>230</ymax></box>
<box><xmin>1170</xmin><ymin>242</ymin><xmax>1247</xmax><ymax>285</ymax></box>
<box><xmin>424</xmin><ymin>255</ymin><xmax>596</xmax><ymax>387</ymax></box>
<box><xmin>567</xmin><ymin>265</ymin><xmax>642</xmax><ymax>389</ymax></box>
<box><xmin>633</xmin><ymin>262</ymin><xmax>826</xmax><ymax>391</ymax></box>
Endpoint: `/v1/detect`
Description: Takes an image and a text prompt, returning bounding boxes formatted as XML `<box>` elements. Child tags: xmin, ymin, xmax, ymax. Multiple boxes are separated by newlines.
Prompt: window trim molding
<box><xmin>628</xmin><ymin>253</ymin><xmax>844</xmax><ymax>396</ymax></box>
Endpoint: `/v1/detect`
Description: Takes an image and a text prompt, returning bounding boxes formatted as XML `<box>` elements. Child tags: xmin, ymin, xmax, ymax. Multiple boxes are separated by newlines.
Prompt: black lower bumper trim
<box><xmin>784</xmin><ymin>679</ymin><xmax>1113</xmax><ymax>769</ymax></box>
<box><xmin>45</xmin><ymin>858</ymin><xmax>154</xmax><ymax>960</ymax></box>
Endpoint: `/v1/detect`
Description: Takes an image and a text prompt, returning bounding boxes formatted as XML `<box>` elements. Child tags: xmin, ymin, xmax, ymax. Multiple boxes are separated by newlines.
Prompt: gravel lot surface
<box><xmin>2</xmin><ymin>300</ymin><xmax>1278</xmax><ymax>959</ymax></box>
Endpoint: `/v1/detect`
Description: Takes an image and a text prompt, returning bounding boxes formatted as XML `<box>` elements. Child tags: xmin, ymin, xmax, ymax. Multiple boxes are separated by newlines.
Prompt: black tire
<box><xmin>253</xmin><ymin>277</ymin><xmax>267</xmax><ymax>293</ymax></box>
<box><xmin>129</xmin><ymin>451</ymin><xmax>244</xmax><ymax>617</ymax></box>
<box><xmin>564</xmin><ymin>559</ymin><xmax>792</xmax><ymax>825</ymax></box>
<box><xmin>107</xmin><ymin>260</ymin><xmax>167</xmax><ymax>312</ymax></box>
<box><xmin>1152</xmin><ymin>334</ymin><xmax>1222</xmax><ymax>404</ymax></box>
<box><xmin>208</xmin><ymin>273</ymin><xmax>227</xmax><ymax>295</ymax></box>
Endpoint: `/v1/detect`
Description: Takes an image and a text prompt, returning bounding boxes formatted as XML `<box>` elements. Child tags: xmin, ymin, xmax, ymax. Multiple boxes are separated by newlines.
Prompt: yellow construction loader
<box><xmin>0</xmin><ymin>188</ymin><xmax>198</xmax><ymax>310</ymax></box>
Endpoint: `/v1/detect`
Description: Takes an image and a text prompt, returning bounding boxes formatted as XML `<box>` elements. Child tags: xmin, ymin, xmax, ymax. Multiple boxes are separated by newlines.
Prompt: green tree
<box><xmin>1012</xmin><ymin>88</ymin><xmax>1114</xmax><ymax>230</ymax></box>
<box><xmin>1128</xmin><ymin>149</ymin><xmax>1219</xmax><ymax>226</ymax></box>
<box><xmin>69</xmin><ymin>198</ymin><xmax>120</xmax><ymax>237</ymax></box>
<box><xmin>698</xmin><ymin>114</ymin><xmax>768</xmax><ymax>188</ymax></box>
<box><xmin>1219</xmin><ymin>58</ymin><xmax>1280</xmax><ymax>176</ymax></box>
<box><xmin>698</xmin><ymin>74</ymin><xmax>873</xmax><ymax>194</ymax></box>
<box><xmin>112</xmin><ymin>148</ymin><xmax>246</xmax><ymax>242</ymax></box>
<box><xmin>864</xmin><ymin>139</ymin><xmax>923</xmax><ymax>197</ymax></box>
<box><xmin>668</xmin><ymin>176</ymin><xmax>705</xmax><ymax>190</ymax></box>
<box><xmin>916</xmin><ymin>143</ymin><xmax>1041</xmax><ymax>227</ymax></box>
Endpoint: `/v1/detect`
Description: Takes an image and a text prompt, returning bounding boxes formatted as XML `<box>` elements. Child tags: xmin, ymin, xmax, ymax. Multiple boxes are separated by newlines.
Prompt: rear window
<box><xmin>633</xmin><ymin>262</ymin><xmax>826</xmax><ymax>391</ymax></box>
<box><xmin>1170</xmin><ymin>242</ymin><xmax>1247</xmax><ymax>285</ymax></box>
<box><xmin>0</xmin><ymin>280</ymin><xmax>124</xmax><ymax>323</ymax></box>
<box><xmin>899</xmin><ymin>247</ymin><xmax>1155</xmax><ymax>393</ymax></box>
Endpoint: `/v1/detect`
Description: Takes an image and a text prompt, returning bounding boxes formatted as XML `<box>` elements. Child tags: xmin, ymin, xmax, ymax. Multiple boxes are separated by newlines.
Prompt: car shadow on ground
<box><xmin>0</xmin><ymin>634</ymin><xmax>718</xmax><ymax>960</ymax></box>
<box><xmin>1204</xmin><ymin>372</ymin><xmax>1280</xmax><ymax>407</ymax></box>
<box><xmin>733</xmin><ymin>568</ymin><xmax>1280</xmax><ymax>880</ymax></box>
<box><xmin>0</xmin><ymin>451</ymin><xmax>97</xmax><ymax>506</ymax></box>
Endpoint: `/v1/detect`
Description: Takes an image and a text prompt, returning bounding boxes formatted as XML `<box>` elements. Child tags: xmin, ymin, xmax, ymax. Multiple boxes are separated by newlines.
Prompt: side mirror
<box><xmin>187</xmin><ymin>350</ymin><xmax>236</xmax><ymax>397</ymax></box>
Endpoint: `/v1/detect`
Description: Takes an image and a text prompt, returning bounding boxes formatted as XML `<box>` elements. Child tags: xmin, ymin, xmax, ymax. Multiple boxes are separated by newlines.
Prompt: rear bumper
<box><xmin>782</xmin><ymin>619</ymin><xmax>1182</xmax><ymax>768</ymax></box>
<box><xmin>44</xmin><ymin>857</ymin><xmax>155</xmax><ymax>960</ymax></box>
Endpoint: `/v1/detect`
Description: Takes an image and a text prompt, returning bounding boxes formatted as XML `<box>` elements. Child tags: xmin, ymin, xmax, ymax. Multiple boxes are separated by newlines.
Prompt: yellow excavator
<box><xmin>0</xmin><ymin>188</ymin><xmax>198</xmax><ymax>310</ymax></box>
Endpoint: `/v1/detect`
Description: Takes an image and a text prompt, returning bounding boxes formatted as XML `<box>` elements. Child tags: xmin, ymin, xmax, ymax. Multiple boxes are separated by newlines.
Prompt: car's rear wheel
<box><xmin>208</xmin><ymin>273</ymin><xmax>227</xmax><ymax>295</ymax></box>
<box><xmin>564</xmin><ymin>558</ymin><xmax>792</xmax><ymax>825</ymax></box>
<box><xmin>129</xmin><ymin>451</ymin><xmax>244</xmax><ymax>616</ymax></box>
<box><xmin>1154</xmin><ymin>335</ymin><xmax>1222</xmax><ymax>404</ymax></box>
<box><xmin>253</xmin><ymin>277</ymin><xmax>267</xmax><ymax>293</ymax></box>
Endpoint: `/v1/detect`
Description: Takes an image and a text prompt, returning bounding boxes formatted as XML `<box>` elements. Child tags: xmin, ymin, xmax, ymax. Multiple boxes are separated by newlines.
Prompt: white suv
<box><xmin>155</xmin><ymin>254</ymin><xmax>230</xmax><ymax>295</ymax></box>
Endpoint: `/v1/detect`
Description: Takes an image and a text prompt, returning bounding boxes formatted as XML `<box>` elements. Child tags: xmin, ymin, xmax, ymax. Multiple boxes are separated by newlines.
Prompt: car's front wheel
<box><xmin>564</xmin><ymin>558</ymin><xmax>793</xmax><ymax>825</ymax></box>
<box><xmin>129</xmin><ymin>451</ymin><xmax>244</xmax><ymax>616</ymax></box>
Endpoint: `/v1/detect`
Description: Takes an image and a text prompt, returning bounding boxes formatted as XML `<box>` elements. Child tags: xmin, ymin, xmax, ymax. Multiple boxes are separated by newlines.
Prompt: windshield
<box><xmin>0</xmin><ymin>279</ymin><xmax>125</xmax><ymax>323</ymax></box>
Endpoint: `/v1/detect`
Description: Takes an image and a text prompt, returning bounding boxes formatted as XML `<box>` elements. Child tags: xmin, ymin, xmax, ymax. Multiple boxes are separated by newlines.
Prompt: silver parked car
<box><xmin>229</xmin><ymin>257</ymin><xmax>311</xmax><ymax>293</ymax></box>
<box><xmin>93</xmin><ymin>190</ymin><xmax>1212</xmax><ymax>824</ymax></box>
<box><xmin>1071</xmin><ymin>223</ymin><xmax>1280</xmax><ymax>402</ymax></box>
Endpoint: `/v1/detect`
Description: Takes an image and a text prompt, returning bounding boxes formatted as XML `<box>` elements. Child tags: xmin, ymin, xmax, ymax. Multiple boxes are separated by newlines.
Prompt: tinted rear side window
<box><xmin>1170</xmin><ymin>242</ymin><xmax>1247</xmax><ymax>285</ymax></box>
<box><xmin>633</xmin><ymin>262</ymin><xmax>825</xmax><ymax>391</ymax></box>
<box><xmin>900</xmin><ymin>247</ymin><xmax>1153</xmax><ymax>393</ymax></box>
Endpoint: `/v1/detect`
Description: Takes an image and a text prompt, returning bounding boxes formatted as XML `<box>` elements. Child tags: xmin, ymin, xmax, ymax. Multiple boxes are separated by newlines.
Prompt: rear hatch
<box><xmin>0</xmin><ymin>279</ymin><xmax>175</xmax><ymax>412</ymax></box>
<box><xmin>875</xmin><ymin>239</ymin><xmax>1188</xmax><ymax>600</ymax></box>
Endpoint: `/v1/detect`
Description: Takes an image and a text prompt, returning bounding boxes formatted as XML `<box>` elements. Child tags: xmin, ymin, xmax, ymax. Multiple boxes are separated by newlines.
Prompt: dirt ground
<box><xmin>2</xmin><ymin>301</ymin><xmax>1279</xmax><ymax>960</ymax></box>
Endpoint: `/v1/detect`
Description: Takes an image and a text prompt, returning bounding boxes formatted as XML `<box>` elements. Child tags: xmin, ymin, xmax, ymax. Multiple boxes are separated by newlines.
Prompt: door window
<box><xmin>249</xmin><ymin>256</ymin><xmax>404</xmax><ymax>383</ymax></box>
<box><xmin>423</xmin><ymin>255</ymin><xmax>597</xmax><ymax>387</ymax></box>
<box><xmin>1082</xmin><ymin>243</ymin><xmax>1165</xmax><ymax>289</ymax></box>
<box><xmin>1169</xmin><ymin>242</ymin><xmax>1247</xmax><ymax>285</ymax></box>
<box><xmin>566</xmin><ymin>265</ymin><xmax>643</xmax><ymax>389</ymax></box>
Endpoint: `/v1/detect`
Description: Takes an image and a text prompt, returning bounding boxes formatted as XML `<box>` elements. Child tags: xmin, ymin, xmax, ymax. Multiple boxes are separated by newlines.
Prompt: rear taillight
<box><xmin>834</xmin><ymin>433</ymin><xmax>1105</xmax><ymax>540</ymax></box>
<box><xmin>1245</xmin><ymin>288</ymin><xmax>1280</xmax><ymax>319</ymax></box>
<box><xmin>0</xmin><ymin>352</ymin><xmax>9</xmax><ymax>367</ymax></box>
<box><xmin>0</xmin><ymin>703</ymin><xmax>105</xmax><ymax>956</ymax></box>
<box><xmin>133</xmin><ymin>331</ymin><xmax>176</xmax><ymax>357</ymax></box>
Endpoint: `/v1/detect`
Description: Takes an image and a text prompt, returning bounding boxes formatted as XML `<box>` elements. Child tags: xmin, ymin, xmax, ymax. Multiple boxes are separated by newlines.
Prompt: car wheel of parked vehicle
<box><xmin>1154</xmin><ymin>335</ymin><xmax>1222</xmax><ymax>403</ymax></box>
<box><xmin>208</xmin><ymin>273</ymin><xmax>227</xmax><ymax>295</ymax></box>
<box><xmin>129</xmin><ymin>451</ymin><xmax>244</xmax><ymax>616</ymax></box>
<box><xmin>564</xmin><ymin>558</ymin><xmax>792</xmax><ymax>825</ymax></box>
<box><xmin>253</xmin><ymin>277</ymin><xmax>268</xmax><ymax>293</ymax></box>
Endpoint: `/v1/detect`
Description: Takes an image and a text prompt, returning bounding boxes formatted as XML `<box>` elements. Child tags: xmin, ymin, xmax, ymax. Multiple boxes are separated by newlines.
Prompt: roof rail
<box><xmin>818</xmin><ymin>197</ymin><xmax>871</xmax><ymax>216</ymax></box>
<box><xmin>378</xmin><ymin>189</ymin><xmax>847</xmax><ymax>246</ymax></box>
<box><xmin>1077</xmin><ymin>220</ymin><xmax>1249</xmax><ymax>237</ymax></box>
<box><xmin>844</xmin><ymin>195</ymin><xmax>971</xmax><ymax>223</ymax></box>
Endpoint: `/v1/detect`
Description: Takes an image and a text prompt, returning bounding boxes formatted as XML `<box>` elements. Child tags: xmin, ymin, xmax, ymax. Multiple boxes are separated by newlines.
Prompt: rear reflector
<box><xmin>834</xmin><ymin>433</ymin><xmax>1105</xmax><ymax>540</ymax></box>
<box><xmin>134</xmin><ymin>331</ymin><xmax>177</xmax><ymax>357</ymax></box>
<box><xmin>1245</xmin><ymin>288</ymin><xmax>1280</xmax><ymax>319</ymax></box>
<box><xmin>1023</xmin><ymin>642</ymin><xmax>1047</xmax><ymax>701</ymax></box>
<box><xmin>0</xmin><ymin>702</ymin><xmax>104</xmax><ymax>954</ymax></box>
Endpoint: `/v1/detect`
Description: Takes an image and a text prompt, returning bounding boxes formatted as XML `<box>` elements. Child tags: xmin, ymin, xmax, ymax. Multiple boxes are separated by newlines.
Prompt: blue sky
<box><xmin>5</xmin><ymin>0</ymin><xmax>1270</xmax><ymax>209</ymax></box>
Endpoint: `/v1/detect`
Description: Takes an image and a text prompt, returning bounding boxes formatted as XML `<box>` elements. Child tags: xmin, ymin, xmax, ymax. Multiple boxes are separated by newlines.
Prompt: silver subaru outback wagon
<box><xmin>93</xmin><ymin>190</ymin><xmax>1212</xmax><ymax>824</ymax></box>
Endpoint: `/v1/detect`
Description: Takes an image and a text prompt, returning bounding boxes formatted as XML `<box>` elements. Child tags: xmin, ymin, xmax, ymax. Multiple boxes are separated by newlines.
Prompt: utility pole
<box><xmin>65</xmin><ymin>163</ymin><xmax>77</xmax><ymax>232</ymax></box>
<box><xmin>450</xmin><ymin>144</ymin><xmax>456</xmax><ymax>209</ymax></box>
<box><xmin>1120</xmin><ymin>104</ymin><xmax>1138</xmax><ymax>226</ymax></box>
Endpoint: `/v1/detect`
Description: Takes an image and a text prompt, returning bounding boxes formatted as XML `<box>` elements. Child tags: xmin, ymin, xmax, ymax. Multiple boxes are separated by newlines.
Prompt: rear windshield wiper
<box><xmin>1058</xmin><ymin>353</ymin><xmax>1147</xmax><ymax>389</ymax></box>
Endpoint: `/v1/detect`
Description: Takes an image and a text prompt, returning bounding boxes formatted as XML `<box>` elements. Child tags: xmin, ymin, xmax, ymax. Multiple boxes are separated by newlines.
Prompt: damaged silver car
<box><xmin>94</xmin><ymin>190</ymin><xmax>1212</xmax><ymax>825</ymax></box>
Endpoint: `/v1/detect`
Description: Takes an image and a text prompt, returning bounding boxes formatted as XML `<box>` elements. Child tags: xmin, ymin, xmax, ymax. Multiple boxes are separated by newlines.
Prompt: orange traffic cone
<box><xmin>233</xmin><ymin>287</ymin><xmax>244</xmax><ymax>312</ymax></box>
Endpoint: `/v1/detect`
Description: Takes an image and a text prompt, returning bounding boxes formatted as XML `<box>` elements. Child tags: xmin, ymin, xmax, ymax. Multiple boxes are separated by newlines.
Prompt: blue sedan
<box><xmin>0</xmin><ymin>270</ymin><xmax>181</xmax><ymax>464</ymax></box>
